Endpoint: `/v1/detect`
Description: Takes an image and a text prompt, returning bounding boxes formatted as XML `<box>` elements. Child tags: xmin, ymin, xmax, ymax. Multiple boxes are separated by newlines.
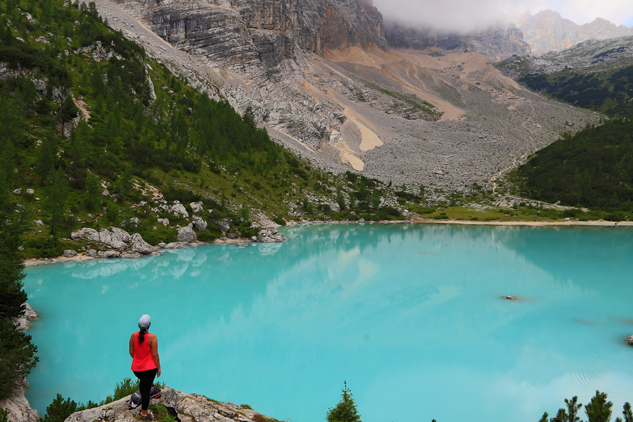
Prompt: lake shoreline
<box><xmin>24</xmin><ymin>218</ymin><xmax>630</xmax><ymax>266</ymax></box>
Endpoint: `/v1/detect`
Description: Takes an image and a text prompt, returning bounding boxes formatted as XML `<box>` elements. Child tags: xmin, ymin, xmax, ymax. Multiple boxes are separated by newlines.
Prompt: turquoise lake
<box><xmin>23</xmin><ymin>224</ymin><xmax>633</xmax><ymax>422</ymax></box>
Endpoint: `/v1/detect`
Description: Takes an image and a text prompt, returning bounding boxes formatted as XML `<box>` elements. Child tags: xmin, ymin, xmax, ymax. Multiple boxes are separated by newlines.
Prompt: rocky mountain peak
<box><xmin>516</xmin><ymin>9</ymin><xmax>633</xmax><ymax>55</ymax></box>
<box><xmin>384</xmin><ymin>21</ymin><xmax>531</xmax><ymax>62</ymax></box>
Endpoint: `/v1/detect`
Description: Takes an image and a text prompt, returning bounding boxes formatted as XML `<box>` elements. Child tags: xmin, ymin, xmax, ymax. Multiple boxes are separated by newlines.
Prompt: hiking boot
<box><xmin>140</xmin><ymin>411</ymin><xmax>153</xmax><ymax>421</ymax></box>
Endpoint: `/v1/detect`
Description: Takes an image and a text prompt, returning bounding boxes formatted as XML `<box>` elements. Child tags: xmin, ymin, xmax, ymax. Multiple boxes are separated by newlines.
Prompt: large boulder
<box><xmin>111</xmin><ymin>227</ymin><xmax>131</xmax><ymax>243</ymax></box>
<box><xmin>257</xmin><ymin>228</ymin><xmax>287</xmax><ymax>243</ymax></box>
<box><xmin>97</xmin><ymin>250</ymin><xmax>121</xmax><ymax>258</ymax></box>
<box><xmin>63</xmin><ymin>249</ymin><xmax>77</xmax><ymax>258</ymax></box>
<box><xmin>171</xmin><ymin>203</ymin><xmax>189</xmax><ymax>218</ymax></box>
<box><xmin>71</xmin><ymin>228</ymin><xmax>99</xmax><ymax>241</ymax></box>
<box><xmin>190</xmin><ymin>201</ymin><xmax>204</xmax><ymax>214</ymax></box>
<box><xmin>14</xmin><ymin>303</ymin><xmax>38</xmax><ymax>331</ymax></box>
<box><xmin>99</xmin><ymin>229</ymin><xmax>126</xmax><ymax>250</ymax></box>
<box><xmin>192</xmin><ymin>215</ymin><xmax>207</xmax><ymax>231</ymax></box>
<box><xmin>626</xmin><ymin>335</ymin><xmax>633</xmax><ymax>345</ymax></box>
<box><xmin>130</xmin><ymin>233</ymin><xmax>154</xmax><ymax>255</ymax></box>
<box><xmin>163</xmin><ymin>242</ymin><xmax>180</xmax><ymax>249</ymax></box>
<box><xmin>177</xmin><ymin>227</ymin><xmax>196</xmax><ymax>243</ymax></box>
<box><xmin>214</xmin><ymin>218</ymin><xmax>231</xmax><ymax>233</ymax></box>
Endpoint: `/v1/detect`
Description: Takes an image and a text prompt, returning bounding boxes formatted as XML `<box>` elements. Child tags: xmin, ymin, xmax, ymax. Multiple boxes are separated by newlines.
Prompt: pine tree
<box><xmin>47</xmin><ymin>169</ymin><xmax>67</xmax><ymax>234</ymax></box>
<box><xmin>85</xmin><ymin>173</ymin><xmax>101</xmax><ymax>210</ymax></box>
<box><xmin>539</xmin><ymin>413</ymin><xmax>549</xmax><ymax>422</ymax></box>
<box><xmin>326</xmin><ymin>382</ymin><xmax>361</xmax><ymax>422</ymax></box>
<box><xmin>622</xmin><ymin>402</ymin><xmax>633</xmax><ymax>422</ymax></box>
<box><xmin>0</xmin><ymin>172</ymin><xmax>39</xmax><ymax>399</ymax></box>
<box><xmin>36</xmin><ymin>134</ymin><xmax>57</xmax><ymax>185</ymax></box>
<box><xmin>585</xmin><ymin>391</ymin><xmax>613</xmax><ymax>422</ymax></box>
<box><xmin>565</xmin><ymin>396</ymin><xmax>582</xmax><ymax>422</ymax></box>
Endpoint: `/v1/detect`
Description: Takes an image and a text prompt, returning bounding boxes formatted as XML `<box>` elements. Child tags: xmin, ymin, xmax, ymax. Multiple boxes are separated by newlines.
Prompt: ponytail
<box><xmin>139</xmin><ymin>327</ymin><xmax>148</xmax><ymax>344</ymax></box>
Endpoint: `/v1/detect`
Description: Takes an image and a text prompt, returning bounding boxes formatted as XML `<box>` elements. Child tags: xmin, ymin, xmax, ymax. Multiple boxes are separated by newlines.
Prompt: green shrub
<box><xmin>417</xmin><ymin>207</ymin><xmax>436</xmax><ymax>214</ymax></box>
<box><xmin>604</xmin><ymin>212</ymin><xmax>627</xmax><ymax>222</ymax></box>
<box><xmin>197</xmin><ymin>231</ymin><xmax>218</xmax><ymax>242</ymax></box>
<box><xmin>272</xmin><ymin>216</ymin><xmax>286</xmax><ymax>226</ymax></box>
<box><xmin>23</xmin><ymin>236</ymin><xmax>64</xmax><ymax>258</ymax></box>
<box><xmin>240</xmin><ymin>404</ymin><xmax>253</xmax><ymax>410</ymax></box>
<box><xmin>470</xmin><ymin>217</ymin><xmax>479</xmax><ymax>220</ymax></box>
<box><xmin>433</xmin><ymin>215</ymin><xmax>449</xmax><ymax>220</ymax></box>
<box><xmin>42</xmin><ymin>394</ymin><xmax>79</xmax><ymax>422</ymax></box>
<box><xmin>139</xmin><ymin>228</ymin><xmax>178</xmax><ymax>245</ymax></box>
<box><xmin>0</xmin><ymin>409</ymin><xmax>9</xmax><ymax>422</ymax></box>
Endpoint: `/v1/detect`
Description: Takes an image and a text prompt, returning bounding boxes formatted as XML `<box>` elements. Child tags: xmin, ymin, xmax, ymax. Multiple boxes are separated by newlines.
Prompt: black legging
<box><xmin>133</xmin><ymin>368</ymin><xmax>158</xmax><ymax>410</ymax></box>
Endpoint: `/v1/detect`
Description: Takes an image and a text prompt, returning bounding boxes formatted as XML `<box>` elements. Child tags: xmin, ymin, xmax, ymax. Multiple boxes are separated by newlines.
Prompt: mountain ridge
<box><xmin>516</xmin><ymin>9</ymin><xmax>633</xmax><ymax>55</ymax></box>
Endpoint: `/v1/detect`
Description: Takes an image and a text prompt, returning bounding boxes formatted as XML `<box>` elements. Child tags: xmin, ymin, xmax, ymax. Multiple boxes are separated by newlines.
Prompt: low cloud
<box><xmin>373</xmin><ymin>0</ymin><xmax>633</xmax><ymax>32</ymax></box>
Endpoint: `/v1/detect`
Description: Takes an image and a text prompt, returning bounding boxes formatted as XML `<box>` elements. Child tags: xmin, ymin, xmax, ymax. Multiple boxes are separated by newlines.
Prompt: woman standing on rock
<box><xmin>129</xmin><ymin>314</ymin><xmax>161</xmax><ymax>420</ymax></box>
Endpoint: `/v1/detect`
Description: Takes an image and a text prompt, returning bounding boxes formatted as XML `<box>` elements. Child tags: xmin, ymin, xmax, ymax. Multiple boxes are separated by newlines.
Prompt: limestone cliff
<box><xmin>384</xmin><ymin>21</ymin><xmax>531</xmax><ymax>61</ymax></box>
<box><xmin>517</xmin><ymin>9</ymin><xmax>633</xmax><ymax>55</ymax></box>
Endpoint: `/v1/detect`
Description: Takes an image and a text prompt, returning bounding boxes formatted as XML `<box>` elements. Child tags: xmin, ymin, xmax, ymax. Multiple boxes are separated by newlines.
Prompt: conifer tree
<box><xmin>586</xmin><ymin>391</ymin><xmax>613</xmax><ymax>422</ymax></box>
<box><xmin>85</xmin><ymin>173</ymin><xmax>101</xmax><ymax>210</ymax></box>
<box><xmin>566</xmin><ymin>396</ymin><xmax>582</xmax><ymax>422</ymax></box>
<box><xmin>0</xmin><ymin>172</ymin><xmax>38</xmax><ymax>399</ymax></box>
<box><xmin>623</xmin><ymin>402</ymin><xmax>633</xmax><ymax>422</ymax></box>
<box><xmin>326</xmin><ymin>381</ymin><xmax>361</xmax><ymax>422</ymax></box>
<box><xmin>47</xmin><ymin>169</ymin><xmax>67</xmax><ymax>234</ymax></box>
<box><xmin>36</xmin><ymin>134</ymin><xmax>57</xmax><ymax>185</ymax></box>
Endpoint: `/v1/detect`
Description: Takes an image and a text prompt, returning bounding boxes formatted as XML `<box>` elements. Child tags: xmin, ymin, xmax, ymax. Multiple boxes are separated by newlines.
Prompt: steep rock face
<box><xmin>384</xmin><ymin>21</ymin><xmax>531</xmax><ymax>61</ymax></box>
<box><xmin>517</xmin><ymin>9</ymin><xmax>633</xmax><ymax>55</ymax></box>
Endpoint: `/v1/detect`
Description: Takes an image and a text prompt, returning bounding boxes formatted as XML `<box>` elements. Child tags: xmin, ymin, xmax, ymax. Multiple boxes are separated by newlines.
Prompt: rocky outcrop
<box><xmin>130</xmin><ymin>233</ymin><xmax>154</xmax><ymax>254</ymax></box>
<box><xmin>13</xmin><ymin>303</ymin><xmax>38</xmax><ymax>331</ymax></box>
<box><xmin>516</xmin><ymin>10</ymin><xmax>633</xmax><ymax>55</ymax></box>
<box><xmin>384</xmin><ymin>21</ymin><xmax>531</xmax><ymax>61</ymax></box>
<box><xmin>257</xmin><ymin>228</ymin><xmax>287</xmax><ymax>243</ymax></box>
<box><xmin>0</xmin><ymin>380</ymin><xmax>40</xmax><ymax>422</ymax></box>
<box><xmin>192</xmin><ymin>215</ymin><xmax>208</xmax><ymax>231</ymax></box>
<box><xmin>177</xmin><ymin>227</ymin><xmax>196</xmax><ymax>243</ymax></box>
<box><xmin>170</xmin><ymin>202</ymin><xmax>189</xmax><ymax>219</ymax></box>
<box><xmin>64</xmin><ymin>386</ymin><xmax>273</xmax><ymax>422</ymax></box>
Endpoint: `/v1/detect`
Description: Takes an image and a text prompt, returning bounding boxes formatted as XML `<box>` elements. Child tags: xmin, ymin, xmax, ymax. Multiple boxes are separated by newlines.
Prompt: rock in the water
<box><xmin>257</xmin><ymin>228</ymin><xmax>287</xmax><ymax>243</ymax></box>
<box><xmin>120</xmin><ymin>252</ymin><xmax>142</xmax><ymax>259</ymax></box>
<box><xmin>192</xmin><ymin>215</ymin><xmax>208</xmax><ymax>231</ymax></box>
<box><xmin>63</xmin><ymin>249</ymin><xmax>77</xmax><ymax>258</ymax></box>
<box><xmin>626</xmin><ymin>335</ymin><xmax>633</xmax><ymax>345</ymax></box>
<box><xmin>190</xmin><ymin>201</ymin><xmax>204</xmax><ymax>213</ymax></box>
<box><xmin>14</xmin><ymin>303</ymin><xmax>39</xmax><ymax>331</ymax></box>
<box><xmin>164</xmin><ymin>242</ymin><xmax>180</xmax><ymax>249</ymax></box>
<box><xmin>177</xmin><ymin>227</ymin><xmax>196</xmax><ymax>243</ymax></box>
<box><xmin>130</xmin><ymin>233</ymin><xmax>154</xmax><ymax>254</ymax></box>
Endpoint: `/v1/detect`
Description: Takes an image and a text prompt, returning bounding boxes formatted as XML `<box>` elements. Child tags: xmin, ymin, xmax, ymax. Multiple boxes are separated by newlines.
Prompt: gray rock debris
<box><xmin>214</xmin><ymin>219</ymin><xmax>231</xmax><ymax>234</ymax></box>
<box><xmin>163</xmin><ymin>242</ymin><xmax>180</xmax><ymax>249</ymax></box>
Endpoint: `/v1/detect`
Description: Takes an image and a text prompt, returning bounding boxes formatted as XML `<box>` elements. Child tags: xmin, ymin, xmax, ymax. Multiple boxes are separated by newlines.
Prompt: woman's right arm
<box><xmin>129</xmin><ymin>334</ymin><xmax>135</xmax><ymax>358</ymax></box>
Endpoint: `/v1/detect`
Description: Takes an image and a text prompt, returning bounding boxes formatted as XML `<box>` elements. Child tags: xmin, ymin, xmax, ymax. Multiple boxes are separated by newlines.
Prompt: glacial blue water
<box><xmin>23</xmin><ymin>224</ymin><xmax>633</xmax><ymax>422</ymax></box>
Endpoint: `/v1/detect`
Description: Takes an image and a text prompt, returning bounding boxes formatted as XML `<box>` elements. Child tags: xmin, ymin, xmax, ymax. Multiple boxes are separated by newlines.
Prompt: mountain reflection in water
<box><xmin>24</xmin><ymin>224</ymin><xmax>633</xmax><ymax>422</ymax></box>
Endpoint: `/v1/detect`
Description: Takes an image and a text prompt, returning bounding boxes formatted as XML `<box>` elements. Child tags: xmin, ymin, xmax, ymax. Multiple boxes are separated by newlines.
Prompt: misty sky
<box><xmin>373</xmin><ymin>0</ymin><xmax>633</xmax><ymax>32</ymax></box>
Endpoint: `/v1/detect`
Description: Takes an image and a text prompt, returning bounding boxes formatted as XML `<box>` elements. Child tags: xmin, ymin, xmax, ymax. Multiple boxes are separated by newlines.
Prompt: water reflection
<box><xmin>23</xmin><ymin>225</ymin><xmax>633</xmax><ymax>422</ymax></box>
